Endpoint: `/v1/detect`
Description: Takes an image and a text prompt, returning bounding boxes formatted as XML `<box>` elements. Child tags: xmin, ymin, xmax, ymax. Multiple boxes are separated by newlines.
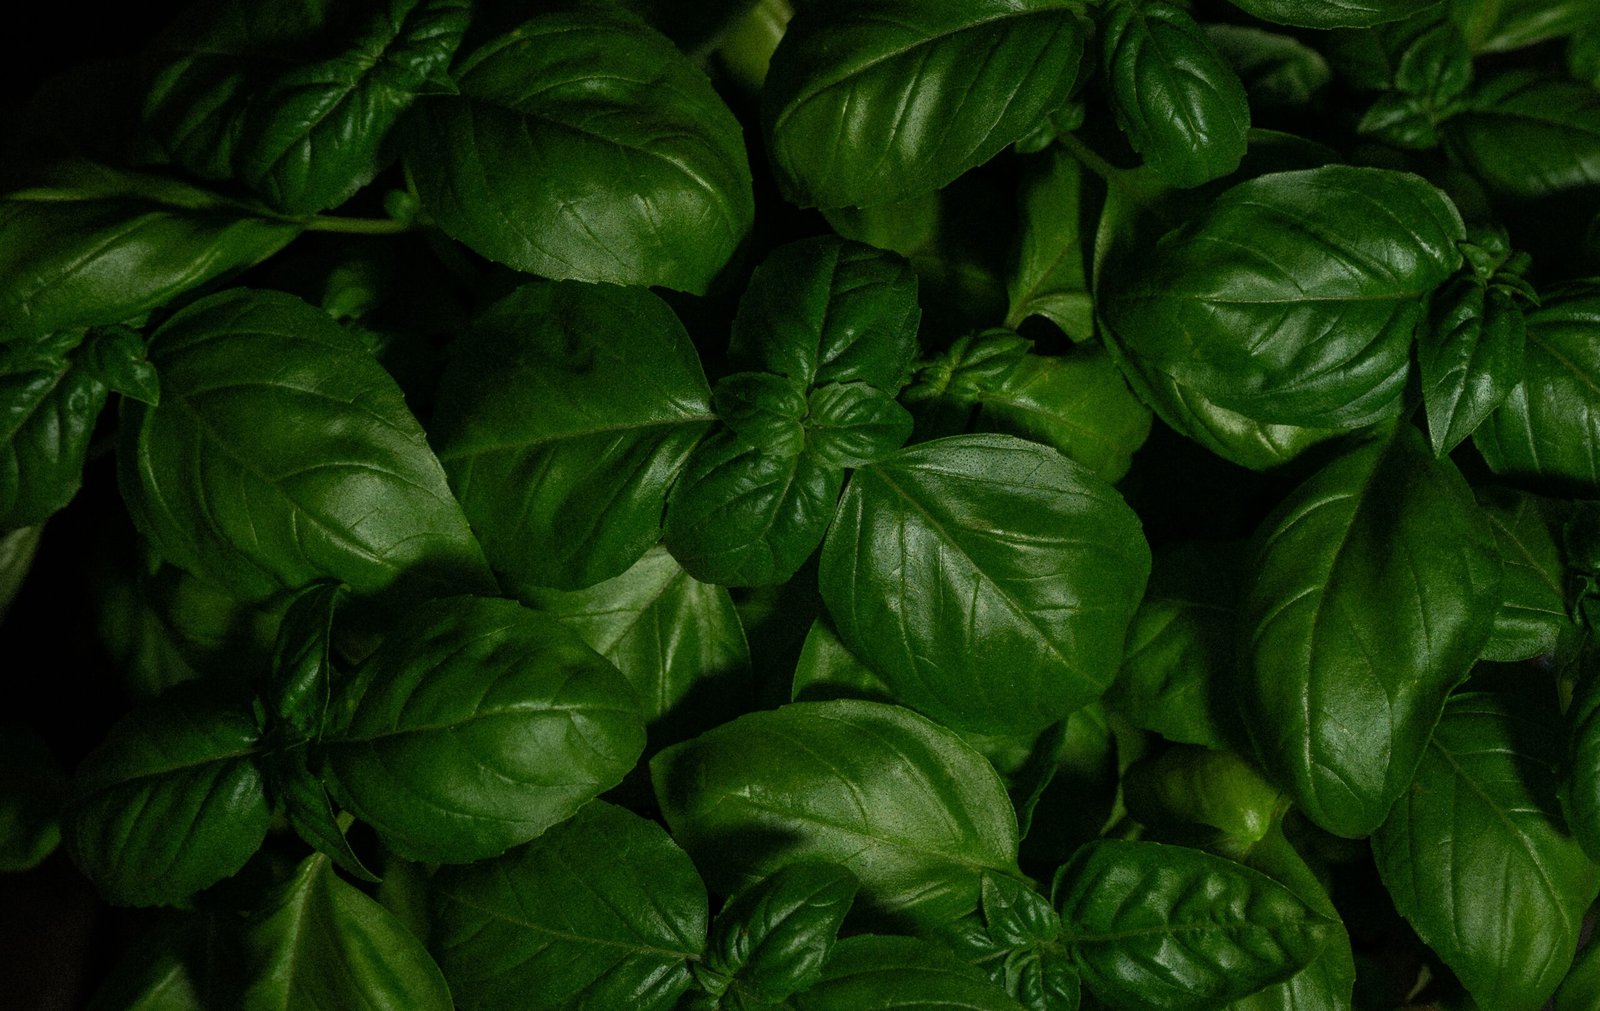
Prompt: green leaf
<box><xmin>1123</xmin><ymin>746</ymin><xmax>1283</xmax><ymax>846</ymax></box>
<box><xmin>1101</xmin><ymin>1</ymin><xmax>1250</xmax><ymax>188</ymax></box>
<box><xmin>791</xmin><ymin>935</ymin><xmax>1028</xmax><ymax>1010</ymax></box>
<box><xmin>62</xmin><ymin>680</ymin><xmax>270</xmax><ymax>906</ymax></box>
<box><xmin>431</xmin><ymin>281</ymin><xmax>714</xmax><ymax>593</ymax></box>
<box><xmin>144</xmin><ymin>0</ymin><xmax>470</xmax><ymax>214</ymax></box>
<box><xmin>1054</xmin><ymin>839</ymin><xmax>1335</xmax><ymax>1011</ymax></box>
<box><xmin>1445</xmin><ymin>73</ymin><xmax>1600</xmax><ymax>200</ymax></box>
<box><xmin>265</xmin><ymin>581</ymin><xmax>344</xmax><ymax>743</ymax></box>
<box><xmin>728</xmin><ymin>237</ymin><xmax>921</xmax><ymax>393</ymax></box>
<box><xmin>524</xmin><ymin>545</ymin><xmax>752</xmax><ymax>747</ymax></box>
<box><xmin>431</xmin><ymin>801</ymin><xmax>707</xmax><ymax>1011</ymax></box>
<box><xmin>763</xmin><ymin>0</ymin><xmax>1088</xmax><ymax>208</ymax></box>
<box><xmin>1419</xmin><ymin>280</ymin><xmax>1527</xmax><ymax>456</ymax></box>
<box><xmin>0</xmin><ymin>330</ymin><xmax>112</xmax><ymax>530</ymax></box>
<box><xmin>937</xmin><ymin>872</ymin><xmax>1081</xmax><ymax>1010</ymax></box>
<box><xmin>1556</xmin><ymin>935</ymin><xmax>1600</xmax><ymax>1011</ymax></box>
<box><xmin>1006</xmin><ymin>148</ymin><xmax>1094</xmax><ymax>338</ymax></box>
<box><xmin>664</xmin><ymin>431</ymin><xmax>843</xmax><ymax>588</ymax></box>
<box><xmin>119</xmin><ymin>288</ymin><xmax>488</xmax><ymax>604</ymax></box>
<box><xmin>0</xmin><ymin>525</ymin><xmax>40</xmax><ymax>622</ymax></box>
<box><xmin>696</xmin><ymin>862</ymin><xmax>859</xmax><ymax>1005</ymax></box>
<box><xmin>790</xmin><ymin>616</ymin><xmax>896</xmax><ymax>704</ymax></box>
<box><xmin>268</xmin><ymin>755</ymin><xmax>377</xmax><ymax>884</ymax></box>
<box><xmin>652</xmin><ymin>699</ymin><xmax>1022</xmax><ymax>931</ymax></box>
<box><xmin>1448</xmin><ymin>0</ymin><xmax>1600</xmax><ymax>53</ymax></box>
<box><xmin>1373</xmin><ymin>692</ymin><xmax>1600</xmax><ymax>1011</ymax></box>
<box><xmin>86</xmin><ymin>912</ymin><xmax>237</xmax><ymax>1011</ymax></box>
<box><xmin>715</xmin><ymin>373</ymin><xmax>809</xmax><ymax>459</ymax></box>
<box><xmin>804</xmin><ymin>383</ymin><xmax>914</xmax><ymax>469</ymax></box>
<box><xmin>0</xmin><ymin>724</ymin><xmax>68</xmax><ymax>872</ymax></box>
<box><xmin>1571</xmin><ymin>29</ymin><xmax>1600</xmax><ymax>89</ymax></box>
<box><xmin>80</xmin><ymin>324</ymin><xmax>159</xmax><ymax>405</ymax></box>
<box><xmin>1564</xmin><ymin>643</ymin><xmax>1600</xmax><ymax>862</ymax></box>
<box><xmin>1206</xmin><ymin>25</ymin><xmax>1332</xmax><ymax>111</ymax></box>
<box><xmin>1477</xmin><ymin>487</ymin><xmax>1569</xmax><ymax>663</ymax></box>
<box><xmin>321</xmin><ymin>595</ymin><xmax>645</xmax><ymax>863</ymax></box>
<box><xmin>819</xmin><ymin>434</ymin><xmax>1150</xmax><ymax>736</ymax></box>
<box><xmin>1222</xmin><ymin>0</ymin><xmax>1444</xmax><ymax>30</ymax></box>
<box><xmin>1241</xmin><ymin>425</ymin><xmax>1502</xmax><ymax>838</ymax></box>
<box><xmin>239</xmin><ymin>853</ymin><xmax>451</xmax><ymax>1010</ymax></box>
<box><xmin>404</xmin><ymin>8</ymin><xmax>753</xmax><ymax>293</ymax></box>
<box><xmin>1474</xmin><ymin>282</ymin><xmax>1600</xmax><ymax>495</ymax></box>
<box><xmin>0</xmin><ymin>168</ymin><xmax>300</xmax><ymax>344</ymax></box>
<box><xmin>1102</xmin><ymin>166</ymin><xmax>1465</xmax><ymax>430</ymax></box>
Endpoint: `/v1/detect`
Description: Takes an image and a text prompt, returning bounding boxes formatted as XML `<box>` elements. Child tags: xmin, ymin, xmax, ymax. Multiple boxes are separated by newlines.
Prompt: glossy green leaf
<box><xmin>431</xmin><ymin>281</ymin><xmax>714</xmax><ymax>593</ymax></box>
<box><xmin>1556</xmin><ymin>935</ymin><xmax>1600</xmax><ymax>1011</ymax></box>
<box><xmin>819</xmin><ymin>434</ymin><xmax>1150</xmax><ymax>735</ymax></box>
<box><xmin>1478</xmin><ymin>487</ymin><xmax>1569</xmax><ymax>663</ymax></box>
<box><xmin>0</xmin><ymin>724</ymin><xmax>67</xmax><ymax>872</ymax></box>
<box><xmin>1054</xmin><ymin>839</ymin><xmax>1335</xmax><ymax>1011</ymax></box>
<box><xmin>265</xmin><ymin>581</ymin><xmax>344</xmax><ymax>743</ymax></box>
<box><xmin>1419</xmin><ymin>281</ymin><xmax>1527</xmax><ymax>456</ymax></box>
<box><xmin>431</xmin><ymin>801</ymin><xmax>707</xmax><ymax>1011</ymax></box>
<box><xmin>696</xmin><ymin>862</ymin><xmax>859</xmax><ymax>1005</ymax></box>
<box><xmin>144</xmin><ymin>0</ymin><xmax>469</xmax><ymax>214</ymax></box>
<box><xmin>119</xmin><ymin>288</ymin><xmax>488</xmax><ymax>603</ymax></box>
<box><xmin>1102</xmin><ymin>166</ymin><xmax>1465</xmax><ymax>430</ymax></box>
<box><xmin>239</xmin><ymin>853</ymin><xmax>450</xmax><ymax>1010</ymax></box>
<box><xmin>269</xmin><ymin>755</ymin><xmax>377</xmax><ymax>884</ymax></box>
<box><xmin>804</xmin><ymin>383</ymin><xmax>913</xmax><ymax>469</ymax></box>
<box><xmin>1223</xmin><ymin>0</ymin><xmax>1443</xmax><ymax>29</ymax></box>
<box><xmin>1123</xmin><ymin>746</ymin><xmax>1283</xmax><ymax>846</ymax></box>
<box><xmin>1242</xmin><ymin>425</ymin><xmax>1502</xmax><ymax>838</ymax></box>
<box><xmin>525</xmin><ymin>545</ymin><xmax>752</xmax><ymax>746</ymax></box>
<box><xmin>790</xmin><ymin>617</ymin><xmax>896</xmax><ymax>704</ymax></box>
<box><xmin>404</xmin><ymin>8</ymin><xmax>753</xmax><ymax>292</ymax></box>
<box><xmin>321</xmin><ymin>595</ymin><xmax>645</xmax><ymax>863</ymax></box>
<box><xmin>1564</xmin><ymin>643</ymin><xmax>1600</xmax><ymax>862</ymax></box>
<box><xmin>763</xmin><ymin>0</ymin><xmax>1088</xmax><ymax>208</ymax></box>
<box><xmin>1006</xmin><ymin>148</ymin><xmax>1094</xmax><ymax>338</ymax></box>
<box><xmin>664</xmin><ymin>431</ymin><xmax>843</xmax><ymax>588</ymax></box>
<box><xmin>652</xmin><ymin>699</ymin><xmax>1022</xmax><ymax>930</ymax></box>
<box><xmin>728</xmin><ymin>237</ymin><xmax>921</xmax><ymax>393</ymax></box>
<box><xmin>1449</xmin><ymin>0</ymin><xmax>1600</xmax><ymax>53</ymax></box>
<box><xmin>62</xmin><ymin>681</ymin><xmax>270</xmax><ymax>906</ymax></box>
<box><xmin>1475</xmin><ymin>283</ymin><xmax>1600</xmax><ymax>495</ymax></box>
<box><xmin>1101</xmin><ymin>1</ymin><xmax>1250</xmax><ymax>188</ymax></box>
<box><xmin>791</xmin><ymin>935</ymin><xmax>1028</xmax><ymax>1011</ymax></box>
<box><xmin>1</xmin><ymin>330</ymin><xmax>113</xmax><ymax>530</ymax></box>
<box><xmin>1374</xmin><ymin>692</ymin><xmax>1600</xmax><ymax>1011</ymax></box>
<box><xmin>715</xmin><ymin>373</ymin><xmax>809</xmax><ymax>459</ymax></box>
<box><xmin>0</xmin><ymin>169</ymin><xmax>299</xmax><ymax>344</ymax></box>
<box><xmin>1445</xmin><ymin>73</ymin><xmax>1600</xmax><ymax>200</ymax></box>
<box><xmin>937</xmin><ymin>872</ymin><xmax>1081</xmax><ymax>1011</ymax></box>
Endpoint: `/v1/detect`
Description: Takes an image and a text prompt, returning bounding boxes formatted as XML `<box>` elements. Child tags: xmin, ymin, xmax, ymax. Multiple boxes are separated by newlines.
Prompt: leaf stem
<box><xmin>300</xmin><ymin>215</ymin><xmax>416</xmax><ymax>236</ymax></box>
<box><xmin>1056</xmin><ymin>132</ymin><xmax>1123</xmax><ymax>186</ymax></box>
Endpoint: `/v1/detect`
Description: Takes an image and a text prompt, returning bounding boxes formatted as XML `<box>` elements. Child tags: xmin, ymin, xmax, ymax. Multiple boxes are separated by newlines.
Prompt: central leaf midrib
<box><xmin>439</xmin><ymin>890</ymin><xmax>700</xmax><ymax>961</ymax></box>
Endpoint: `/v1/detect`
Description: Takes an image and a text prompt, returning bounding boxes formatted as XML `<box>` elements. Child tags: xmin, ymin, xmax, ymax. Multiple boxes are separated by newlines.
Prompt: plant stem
<box><xmin>301</xmin><ymin>215</ymin><xmax>415</xmax><ymax>236</ymax></box>
<box><xmin>1056</xmin><ymin>132</ymin><xmax>1123</xmax><ymax>186</ymax></box>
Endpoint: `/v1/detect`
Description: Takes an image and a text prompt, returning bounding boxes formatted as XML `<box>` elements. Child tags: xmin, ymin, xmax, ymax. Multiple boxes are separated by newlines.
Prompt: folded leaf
<box><xmin>1477</xmin><ymin>487</ymin><xmax>1569</xmax><ymax>663</ymax></box>
<box><xmin>697</xmin><ymin>862</ymin><xmax>859</xmax><ymax>1005</ymax></box>
<box><xmin>1419</xmin><ymin>280</ymin><xmax>1526</xmax><ymax>456</ymax></box>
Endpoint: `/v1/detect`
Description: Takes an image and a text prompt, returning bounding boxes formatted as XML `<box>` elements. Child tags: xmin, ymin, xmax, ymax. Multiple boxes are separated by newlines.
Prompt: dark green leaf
<box><xmin>790</xmin><ymin>617</ymin><xmax>896</xmax><ymax>704</ymax></box>
<box><xmin>697</xmin><ymin>862</ymin><xmax>859</xmax><ymax>1005</ymax></box>
<box><xmin>652</xmin><ymin>699</ymin><xmax>1022</xmax><ymax>931</ymax></box>
<box><xmin>1571</xmin><ymin>29</ymin><xmax>1600</xmax><ymax>89</ymax></box>
<box><xmin>938</xmin><ymin>873</ymin><xmax>1080</xmax><ymax>1011</ymax></box>
<box><xmin>431</xmin><ymin>801</ymin><xmax>707</xmax><ymax>1011</ymax></box>
<box><xmin>1</xmin><ymin>330</ymin><xmax>113</xmax><ymax>530</ymax></box>
<box><xmin>0</xmin><ymin>525</ymin><xmax>40</xmax><ymax>622</ymax></box>
<box><xmin>1103</xmin><ymin>166</ymin><xmax>1465</xmax><ymax>430</ymax></box>
<box><xmin>728</xmin><ymin>237</ymin><xmax>921</xmax><ymax>393</ymax></box>
<box><xmin>1223</xmin><ymin>0</ymin><xmax>1443</xmax><ymax>30</ymax></box>
<box><xmin>1101</xmin><ymin>1</ymin><xmax>1250</xmax><ymax>188</ymax></box>
<box><xmin>525</xmin><ymin>545</ymin><xmax>752</xmax><ymax>747</ymax></box>
<box><xmin>144</xmin><ymin>0</ymin><xmax>470</xmax><ymax>214</ymax></box>
<box><xmin>1564</xmin><ymin>643</ymin><xmax>1600</xmax><ymax>862</ymax></box>
<box><xmin>1445</xmin><ymin>73</ymin><xmax>1600</xmax><ymax>200</ymax></box>
<box><xmin>1420</xmin><ymin>281</ymin><xmax>1526</xmax><ymax>456</ymax></box>
<box><xmin>0</xmin><ymin>724</ymin><xmax>67</xmax><ymax>872</ymax></box>
<box><xmin>119</xmin><ymin>288</ymin><xmax>489</xmax><ymax>603</ymax></box>
<box><xmin>431</xmin><ymin>281</ymin><xmax>714</xmax><ymax>593</ymax></box>
<box><xmin>62</xmin><ymin>681</ymin><xmax>270</xmax><ymax>906</ymax></box>
<box><xmin>0</xmin><ymin>167</ymin><xmax>300</xmax><ymax>343</ymax></box>
<box><xmin>266</xmin><ymin>581</ymin><xmax>344</xmax><ymax>743</ymax></box>
<box><xmin>715</xmin><ymin>373</ymin><xmax>809</xmax><ymax>459</ymax></box>
<box><xmin>1241</xmin><ymin>425</ymin><xmax>1502</xmax><ymax>838</ymax></box>
<box><xmin>80</xmin><ymin>324</ymin><xmax>159</xmax><ymax>405</ymax></box>
<box><xmin>1374</xmin><ymin>693</ymin><xmax>1600</xmax><ymax>1011</ymax></box>
<box><xmin>1123</xmin><ymin>746</ymin><xmax>1283</xmax><ymax>846</ymax></box>
<box><xmin>405</xmin><ymin>8</ymin><xmax>753</xmax><ymax>292</ymax></box>
<box><xmin>804</xmin><ymin>383</ymin><xmax>913</xmax><ymax>469</ymax></box>
<box><xmin>1556</xmin><ymin>934</ymin><xmax>1600</xmax><ymax>1011</ymax></box>
<box><xmin>791</xmin><ymin>935</ymin><xmax>1027</xmax><ymax>1010</ymax></box>
<box><xmin>239</xmin><ymin>853</ymin><xmax>450</xmax><ymax>1010</ymax></box>
<box><xmin>1006</xmin><ymin>148</ymin><xmax>1094</xmax><ymax>338</ymax></box>
<box><xmin>664</xmin><ymin>431</ymin><xmax>843</xmax><ymax>588</ymax></box>
<box><xmin>1448</xmin><ymin>0</ymin><xmax>1598</xmax><ymax>53</ymax></box>
<box><xmin>1358</xmin><ymin>92</ymin><xmax>1443</xmax><ymax>149</ymax></box>
<box><xmin>1477</xmin><ymin>487</ymin><xmax>1569</xmax><ymax>663</ymax></box>
<box><xmin>1206</xmin><ymin>25</ymin><xmax>1332</xmax><ymax>111</ymax></box>
<box><xmin>269</xmin><ymin>755</ymin><xmax>378</xmax><ymax>884</ymax></box>
<box><xmin>86</xmin><ymin>912</ymin><xmax>238</xmax><ymax>1011</ymax></box>
<box><xmin>1055</xmin><ymin>839</ymin><xmax>1335</xmax><ymax>1011</ymax></box>
<box><xmin>1474</xmin><ymin>282</ymin><xmax>1600</xmax><ymax>495</ymax></box>
<box><xmin>819</xmin><ymin>434</ymin><xmax>1150</xmax><ymax>735</ymax></box>
<box><xmin>321</xmin><ymin>595</ymin><xmax>645</xmax><ymax>862</ymax></box>
<box><xmin>763</xmin><ymin>0</ymin><xmax>1088</xmax><ymax>208</ymax></box>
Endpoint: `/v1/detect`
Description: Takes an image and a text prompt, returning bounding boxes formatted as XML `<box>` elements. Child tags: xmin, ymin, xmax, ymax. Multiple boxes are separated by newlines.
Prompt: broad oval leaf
<box><xmin>144</xmin><ymin>0</ymin><xmax>469</xmax><ymax>214</ymax></box>
<box><xmin>1054</xmin><ymin>839</ymin><xmax>1335</xmax><ymax>1011</ymax></box>
<box><xmin>763</xmin><ymin>0</ymin><xmax>1088</xmax><ymax>208</ymax></box>
<box><xmin>1241</xmin><ymin>425</ymin><xmax>1502</xmax><ymax>838</ymax></box>
<box><xmin>791</xmin><ymin>935</ymin><xmax>1027</xmax><ymax>1011</ymax></box>
<box><xmin>431</xmin><ymin>801</ymin><xmax>707</xmax><ymax>1011</ymax></box>
<box><xmin>405</xmin><ymin>9</ymin><xmax>753</xmax><ymax>292</ymax></box>
<box><xmin>1478</xmin><ymin>487</ymin><xmax>1568</xmax><ymax>663</ymax></box>
<box><xmin>432</xmin><ymin>281</ymin><xmax>715</xmax><ymax>593</ymax></box>
<box><xmin>321</xmin><ymin>595</ymin><xmax>646</xmax><ymax>863</ymax></box>
<box><xmin>1223</xmin><ymin>0</ymin><xmax>1442</xmax><ymax>29</ymax></box>
<box><xmin>728</xmin><ymin>237</ymin><xmax>921</xmax><ymax>393</ymax></box>
<box><xmin>0</xmin><ymin>330</ymin><xmax>115</xmax><ymax>530</ymax></box>
<box><xmin>1101</xmin><ymin>1</ymin><xmax>1250</xmax><ymax>188</ymax></box>
<box><xmin>119</xmin><ymin>288</ymin><xmax>488</xmax><ymax>604</ymax></box>
<box><xmin>62</xmin><ymin>681</ymin><xmax>270</xmax><ymax>906</ymax></box>
<box><xmin>1102</xmin><ymin>166</ymin><xmax>1465</xmax><ymax>430</ymax></box>
<box><xmin>1374</xmin><ymin>693</ymin><xmax>1600</xmax><ymax>1011</ymax></box>
<box><xmin>819</xmin><ymin>434</ymin><xmax>1151</xmax><ymax>736</ymax></box>
<box><xmin>651</xmin><ymin>699</ymin><xmax>1022</xmax><ymax>931</ymax></box>
<box><xmin>1006</xmin><ymin>148</ymin><xmax>1094</xmax><ymax>339</ymax></box>
<box><xmin>1445</xmin><ymin>73</ymin><xmax>1600</xmax><ymax>201</ymax></box>
<box><xmin>240</xmin><ymin>853</ymin><xmax>451</xmax><ymax>1010</ymax></box>
<box><xmin>698</xmin><ymin>861</ymin><xmax>859</xmax><ymax>1005</ymax></box>
<box><xmin>1419</xmin><ymin>280</ymin><xmax>1526</xmax><ymax>457</ymax></box>
<box><xmin>1475</xmin><ymin>283</ymin><xmax>1600</xmax><ymax>495</ymax></box>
